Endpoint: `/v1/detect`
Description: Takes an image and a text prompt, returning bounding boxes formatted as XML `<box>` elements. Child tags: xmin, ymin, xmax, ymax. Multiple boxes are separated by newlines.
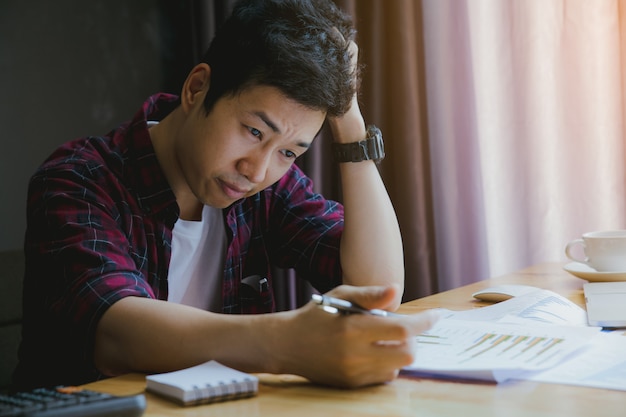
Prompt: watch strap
<box><xmin>332</xmin><ymin>125</ymin><xmax>385</xmax><ymax>163</ymax></box>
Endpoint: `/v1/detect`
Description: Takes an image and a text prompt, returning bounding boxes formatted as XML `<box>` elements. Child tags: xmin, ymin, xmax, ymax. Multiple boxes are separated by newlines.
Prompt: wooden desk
<box><xmin>83</xmin><ymin>263</ymin><xmax>625</xmax><ymax>417</ymax></box>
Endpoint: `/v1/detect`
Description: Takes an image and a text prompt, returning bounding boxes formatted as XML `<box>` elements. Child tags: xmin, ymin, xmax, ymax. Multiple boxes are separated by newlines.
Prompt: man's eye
<box><xmin>282</xmin><ymin>150</ymin><xmax>296</xmax><ymax>159</ymax></box>
<box><xmin>249</xmin><ymin>127</ymin><xmax>262</xmax><ymax>138</ymax></box>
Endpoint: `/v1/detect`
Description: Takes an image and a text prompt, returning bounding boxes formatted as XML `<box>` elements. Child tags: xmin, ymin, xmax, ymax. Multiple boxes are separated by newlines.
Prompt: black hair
<box><xmin>201</xmin><ymin>0</ymin><xmax>357</xmax><ymax>117</ymax></box>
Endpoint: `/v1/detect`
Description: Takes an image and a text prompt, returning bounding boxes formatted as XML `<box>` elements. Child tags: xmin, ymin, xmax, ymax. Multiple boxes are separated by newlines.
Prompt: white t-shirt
<box><xmin>167</xmin><ymin>205</ymin><xmax>226</xmax><ymax>312</ymax></box>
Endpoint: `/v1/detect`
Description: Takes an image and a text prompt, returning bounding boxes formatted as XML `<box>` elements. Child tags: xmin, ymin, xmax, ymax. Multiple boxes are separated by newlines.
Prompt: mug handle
<box><xmin>565</xmin><ymin>239</ymin><xmax>587</xmax><ymax>264</ymax></box>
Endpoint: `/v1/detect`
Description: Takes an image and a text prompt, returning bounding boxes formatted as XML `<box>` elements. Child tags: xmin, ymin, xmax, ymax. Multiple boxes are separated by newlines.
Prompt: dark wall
<box><xmin>0</xmin><ymin>0</ymin><xmax>208</xmax><ymax>250</ymax></box>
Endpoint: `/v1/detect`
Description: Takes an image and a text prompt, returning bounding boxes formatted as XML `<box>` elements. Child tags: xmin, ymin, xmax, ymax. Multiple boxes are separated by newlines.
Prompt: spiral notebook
<box><xmin>146</xmin><ymin>360</ymin><xmax>259</xmax><ymax>406</ymax></box>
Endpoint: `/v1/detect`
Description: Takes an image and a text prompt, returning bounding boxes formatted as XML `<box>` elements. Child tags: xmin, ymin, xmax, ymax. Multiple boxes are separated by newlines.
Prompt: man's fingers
<box><xmin>403</xmin><ymin>309</ymin><xmax>446</xmax><ymax>336</ymax></box>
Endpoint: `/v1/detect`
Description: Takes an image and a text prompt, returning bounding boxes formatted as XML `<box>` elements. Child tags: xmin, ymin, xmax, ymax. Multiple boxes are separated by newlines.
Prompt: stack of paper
<box><xmin>402</xmin><ymin>289</ymin><xmax>626</xmax><ymax>391</ymax></box>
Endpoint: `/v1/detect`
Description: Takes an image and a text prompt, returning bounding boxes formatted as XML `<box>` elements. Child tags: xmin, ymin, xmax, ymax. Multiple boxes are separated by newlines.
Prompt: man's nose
<box><xmin>239</xmin><ymin>149</ymin><xmax>272</xmax><ymax>184</ymax></box>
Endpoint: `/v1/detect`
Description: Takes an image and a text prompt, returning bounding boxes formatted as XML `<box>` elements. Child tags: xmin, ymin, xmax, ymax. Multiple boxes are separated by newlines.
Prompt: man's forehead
<box><xmin>236</xmin><ymin>84</ymin><xmax>327</xmax><ymax>115</ymax></box>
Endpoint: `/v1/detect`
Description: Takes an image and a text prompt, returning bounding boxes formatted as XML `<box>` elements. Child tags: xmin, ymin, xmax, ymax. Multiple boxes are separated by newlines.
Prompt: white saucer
<box><xmin>563</xmin><ymin>262</ymin><xmax>626</xmax><ymax>282</ymax></box>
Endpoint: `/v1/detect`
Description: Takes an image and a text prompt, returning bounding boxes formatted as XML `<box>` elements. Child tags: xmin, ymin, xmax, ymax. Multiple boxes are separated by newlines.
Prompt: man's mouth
<box><xmin>219</xmin><ymin>179</ymin><xmax>252</xmax><ymax>199</ymax></box>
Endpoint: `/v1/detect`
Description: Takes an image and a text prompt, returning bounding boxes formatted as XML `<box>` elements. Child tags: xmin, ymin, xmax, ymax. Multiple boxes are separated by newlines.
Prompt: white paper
<box><xmin>440</xmin><ymin>289</ymin><xmax>588</xmax><ymax>326</ymax></box>
<box><xmin>405</xmin><ymin>318</ymin><xmax>601</xmax><ymax>382</ymax></box>
<box><xmin>520</xmin><ymin>331</ymin><xmax>626</xmax><ymax>391</ymax></box>
<box><xmin>402</xmin><ymin>289</ymin><xmax>626</xmax><ymax>388</ymax></box>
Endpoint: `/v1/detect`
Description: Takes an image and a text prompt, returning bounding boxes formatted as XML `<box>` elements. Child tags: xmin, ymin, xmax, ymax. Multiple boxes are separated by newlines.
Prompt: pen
<box><xmin>311</xmin><ymin>293</ymin><xmax>402</xmax><ymax>317</ymax></box>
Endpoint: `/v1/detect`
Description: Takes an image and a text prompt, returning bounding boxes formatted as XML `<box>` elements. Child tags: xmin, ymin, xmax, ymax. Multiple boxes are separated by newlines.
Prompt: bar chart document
<box><xmin>404</xmin><ymin>318</ymin><xmax>600</xmax><ymax>382</ymax></box>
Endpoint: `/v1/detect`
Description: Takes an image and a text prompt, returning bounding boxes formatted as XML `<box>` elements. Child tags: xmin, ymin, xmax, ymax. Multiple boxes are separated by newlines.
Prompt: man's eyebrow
<box><xmin>297</xmin><ymin>141</ymin><xmax>311</xmax><ymax>149</ymax></box>
<box><xmin>253</xmin><ymin>111</ymin><xmax>312</xmax><ymax>149</ymax></box>
<box><xmin>254</xmin><ymin>111</ymin><xmax>280</xmax><ymax>133</ymax></box>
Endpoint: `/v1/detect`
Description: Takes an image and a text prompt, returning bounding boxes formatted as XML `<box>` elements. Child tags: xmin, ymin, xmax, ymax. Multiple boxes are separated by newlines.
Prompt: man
<box><xmin>14</xmin><ymin>0</ymin><xmax>438</xmax><ymax>390</ymax></box>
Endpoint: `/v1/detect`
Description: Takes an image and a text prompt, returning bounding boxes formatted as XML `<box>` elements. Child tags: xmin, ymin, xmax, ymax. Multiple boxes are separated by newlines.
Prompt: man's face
<box><xmin>175</xmin><ymin>85</ymin><xmax>326</xmax><ymax>209</ymax></box>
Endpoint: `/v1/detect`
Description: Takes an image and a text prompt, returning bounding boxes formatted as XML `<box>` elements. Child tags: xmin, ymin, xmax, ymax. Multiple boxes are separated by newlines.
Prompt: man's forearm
<box><xmin>93</xmin><ymin>286</ymin><xmax>436</xmax><ymax>389</ymax></box>
<box><xmin>94</xmin><ymin>296</ymin><xmax>283</xmax><ymax>376</ymax></box>
<box><xmin>337</xmin><ymin>159</ymin><xmax>405</xmax><ymax>307</ymax></box>
<box><xmin>328</xmin><ymin>99</ymin><xmax>405</xmax><ymax>308</ymax></box>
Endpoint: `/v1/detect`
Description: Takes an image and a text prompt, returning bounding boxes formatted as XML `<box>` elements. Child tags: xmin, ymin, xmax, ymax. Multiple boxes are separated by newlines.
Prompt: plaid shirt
<box><xmin>15</xmin><ymin>93</ymin><xmax>344</xmax><ymax>389</ymax></box>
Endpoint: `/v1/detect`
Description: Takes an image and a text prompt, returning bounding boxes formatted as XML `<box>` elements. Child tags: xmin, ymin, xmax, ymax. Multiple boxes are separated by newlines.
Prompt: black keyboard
<box><xmin>0</xmin><ymin>386</ymin><xmax>146</xmax><ymax>417</ymax></box>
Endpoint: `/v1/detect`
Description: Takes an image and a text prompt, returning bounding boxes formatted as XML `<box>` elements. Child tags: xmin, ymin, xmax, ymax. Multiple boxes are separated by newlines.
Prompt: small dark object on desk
<box><xmin>0</xmin><ymin>386</ymin><xmax>145</xmax><ymax>417</ymax></box>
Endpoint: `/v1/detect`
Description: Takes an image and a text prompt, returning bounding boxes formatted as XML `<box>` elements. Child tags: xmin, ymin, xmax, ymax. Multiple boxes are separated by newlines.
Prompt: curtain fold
<box><xmin>339</xmin><ymin>0</ymin><xmax>439</xmax><ymax>299</ymax></box>
<box><xmin>621</xmin><ymin>1</ymin><xmax>626</xmax><ymax>167</ymax></box>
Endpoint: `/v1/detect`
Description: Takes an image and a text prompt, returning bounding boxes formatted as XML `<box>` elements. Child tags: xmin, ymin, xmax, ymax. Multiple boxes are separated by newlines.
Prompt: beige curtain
<box><xmin>422</xmin><ymin>0</ymin><xmax>626</xmax><ymax>289</ymax></box>
<box><xmin>336</xmin><ymin>0</ymin><xmax>626</xmax><ymax>296</ymax></box>
<box><xmin>622</xmin><ymin>1</ymin><xmax>626</xmax><ymax>129</ymax></box>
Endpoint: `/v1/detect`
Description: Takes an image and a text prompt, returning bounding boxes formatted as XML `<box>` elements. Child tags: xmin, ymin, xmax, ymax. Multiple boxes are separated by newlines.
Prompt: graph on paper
<box><xmin>406</xmin><ymin>318</ymin><xmax>600</xmax><ymax>381</ymax></box>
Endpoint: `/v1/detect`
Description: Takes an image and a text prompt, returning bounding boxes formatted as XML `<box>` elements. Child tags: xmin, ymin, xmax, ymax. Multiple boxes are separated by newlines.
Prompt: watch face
<box><xmin>333</xmin><ymin>125</ymin><xmax>384</xmax><ymax>163</ymax></box>
<box><xmin>366</xmin><ymin>126</ymin><xmax>384</xmax><ymax>162</ymax></box>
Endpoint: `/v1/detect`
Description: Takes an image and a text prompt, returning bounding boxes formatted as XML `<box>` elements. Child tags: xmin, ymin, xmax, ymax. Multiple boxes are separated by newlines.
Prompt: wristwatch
<box><xmin>332</xmin><ymin>125</ymin><xmax>385</xmax><ymax>163</ymax></box>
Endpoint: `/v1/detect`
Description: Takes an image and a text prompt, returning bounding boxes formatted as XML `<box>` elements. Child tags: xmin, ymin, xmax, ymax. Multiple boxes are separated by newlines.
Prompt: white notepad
<box><xmin>146</xmin><ymin>360</ymin><xmax>259</xmax><ymax>406</ymax></box>
<box><xmin>584</xmin><ymin>282</ymin><xmax>626</xmax><ymax>328</ymax></box>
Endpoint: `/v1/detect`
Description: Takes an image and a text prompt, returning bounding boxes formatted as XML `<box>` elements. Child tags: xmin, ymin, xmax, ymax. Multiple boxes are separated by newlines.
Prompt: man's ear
<box><xmin>181</xmin><ymin>63</ymin><xmax>211</xmax><ymax>113</ymax></box>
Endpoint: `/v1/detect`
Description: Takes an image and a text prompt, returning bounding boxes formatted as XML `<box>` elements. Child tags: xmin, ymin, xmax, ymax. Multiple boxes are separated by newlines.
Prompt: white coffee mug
<box><xmin>565</xmin><ymin>230</ymin><xmax>626</xmax><ymax>272</ymax></box>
